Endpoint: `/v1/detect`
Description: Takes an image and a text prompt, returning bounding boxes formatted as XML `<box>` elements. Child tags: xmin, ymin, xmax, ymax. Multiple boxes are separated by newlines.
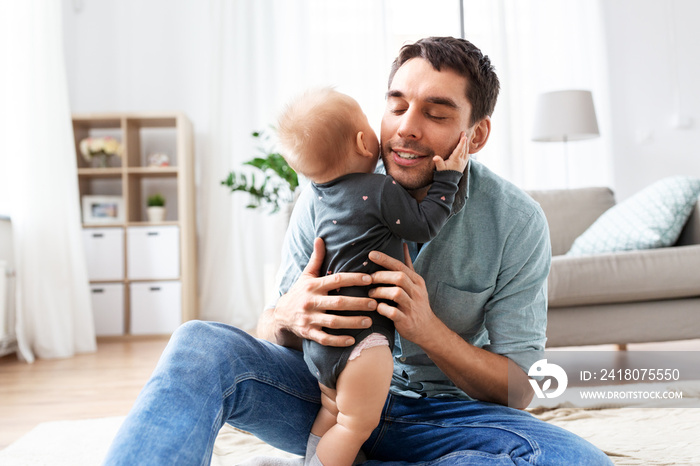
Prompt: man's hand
<box><xmin>433</xmin><ymin>131</ymin><xmax>469</xmax><ymax>173</ymax></box>
<box><xmin>367</xmin><ymin>244</ymin><xmax>534</xmax><ymax>408</ymax></box>
<box><xmin>270</xmin><ymin>237</ymin><xmax>376</xmax><ymax>348</ymax></box>
<box><xmin>367</xmin><ymin>244</ymin><xmax>443</xmax><ymax>346</ymax></box>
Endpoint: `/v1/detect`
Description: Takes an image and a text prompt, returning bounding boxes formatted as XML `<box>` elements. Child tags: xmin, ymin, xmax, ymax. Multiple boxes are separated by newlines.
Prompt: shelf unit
<box><xmin>73</xmin><ymin>113</ymin><xmax>198</xmax><ymax>335</ymax></box>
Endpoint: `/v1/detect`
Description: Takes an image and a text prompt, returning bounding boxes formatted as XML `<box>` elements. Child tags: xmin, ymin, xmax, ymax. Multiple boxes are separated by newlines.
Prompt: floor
<box><xmin>0</xmin><ymin>337</ymin><xmax>169</xmax><ymax>450</ymax></box>
<box><xmin>1</xmin><ymin>336</ymin><xmax>699</xmax><ymax>451</ymax></box>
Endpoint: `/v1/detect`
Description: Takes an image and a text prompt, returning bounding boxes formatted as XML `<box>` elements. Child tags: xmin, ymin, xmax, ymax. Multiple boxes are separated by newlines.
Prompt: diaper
<box><xmin>348</xmin><ymin>332</ymin><xmax>390</xmax><ymax>361</ymax></box>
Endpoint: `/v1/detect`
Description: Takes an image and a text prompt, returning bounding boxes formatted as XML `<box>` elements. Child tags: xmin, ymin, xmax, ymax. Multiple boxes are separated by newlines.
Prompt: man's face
<box><xmin>381</xmin><ymin>58</ymin><xmax>472</xmax><ymax>193</ymax></box>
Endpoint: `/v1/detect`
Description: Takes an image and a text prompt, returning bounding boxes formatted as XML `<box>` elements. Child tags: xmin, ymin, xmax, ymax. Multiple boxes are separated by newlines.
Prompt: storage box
<box><xmin>130</xmin><ymin>281</ymin><xmax>181</xmax><ymax>335</ymax></box>
<box><xmin>90</xmin><ymin>283</ymin><xmax>124</xmax><ymax>336</ymax></box>
<box><xmin>127</xmin><ymin>226</ymin><xmax>180</xmax><ymax>279</ymax></box>
<box><xmin>83</xmin><ymin>228</ymin><xmax>124</xmax><ymax>281</ymax></box>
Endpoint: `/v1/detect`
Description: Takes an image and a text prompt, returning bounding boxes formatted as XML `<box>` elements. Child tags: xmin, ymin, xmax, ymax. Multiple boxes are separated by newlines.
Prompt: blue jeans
<box><xmin>103</xmin><ymin>321</ymin><xmax>611</xmax><ymax>465</ymax></box>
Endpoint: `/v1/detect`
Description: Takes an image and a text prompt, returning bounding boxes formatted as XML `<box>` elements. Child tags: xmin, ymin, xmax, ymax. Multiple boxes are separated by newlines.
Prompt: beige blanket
<box><xmin>1</xmin><ymin>384</ymin><xmax>699</xmax><ymax>465</ymax></box>
<box><xmin>213</xmin><ymin>405</ymin><xmax>700</xmax><ymax>465</ymax></box>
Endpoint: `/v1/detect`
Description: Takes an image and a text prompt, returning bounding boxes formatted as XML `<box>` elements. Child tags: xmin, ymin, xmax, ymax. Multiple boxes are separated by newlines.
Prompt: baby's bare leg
<box><xmin>312</xmin><ymin>385</ymin><xmax>339</xmax><ymax>437</ymax></box>
<box><xmin>315</xmin><ymin>346</ymin><xmax>393</xmax><ymax>466</ymax></box>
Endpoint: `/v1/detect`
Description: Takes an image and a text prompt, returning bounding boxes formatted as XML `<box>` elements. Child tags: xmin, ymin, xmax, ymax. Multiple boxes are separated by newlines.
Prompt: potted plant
<box><xmin>221</xmin><ymin>130</ymin><xmax>299</xmax><ymax>214</ymax></box>
<box><xmin>146</xmin><ymin>194</ymin><xmax>166</xmax><ymax>222</ymax></box>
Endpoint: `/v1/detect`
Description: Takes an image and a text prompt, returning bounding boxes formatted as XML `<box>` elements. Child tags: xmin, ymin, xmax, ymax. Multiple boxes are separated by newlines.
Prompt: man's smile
<box><xmin>395</xmin><ymin>150</ymin><xmax>422</xmax><ymax>160</ymax></box>
<box><xmin>387</xmin><ymin>142</ymin><xmax>435</xmax><ymax>168</ymax></box>
<box><xmin>391</xmin><ymin>149</ymin><xmax>429</xmax><ymax>167</ymax></box>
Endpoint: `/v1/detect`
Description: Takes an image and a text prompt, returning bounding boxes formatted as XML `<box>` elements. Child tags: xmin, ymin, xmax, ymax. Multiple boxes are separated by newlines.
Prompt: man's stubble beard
<box><xmin>380</xmin><ymin>142</ymin><xmax>435</xmax><ymax>193</ymax></box>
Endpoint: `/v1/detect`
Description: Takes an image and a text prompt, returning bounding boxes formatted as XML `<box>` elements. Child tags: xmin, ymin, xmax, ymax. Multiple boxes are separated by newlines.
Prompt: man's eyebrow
<box><xmin>426</xmin><ymin>96</ymin><xmax>459</xmax><ymax>109</ymax></box>
<box><xmin>386</xmin><ymin>90</ymin><xmax>460</xmax><ymax>109</ymax></box>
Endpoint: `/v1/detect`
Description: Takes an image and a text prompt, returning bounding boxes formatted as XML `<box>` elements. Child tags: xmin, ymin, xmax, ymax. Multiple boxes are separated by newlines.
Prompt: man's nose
<box><xmin>397</xmin><ymin>107</ymin><xmax>422</xmax><ymax>140</ymax></box>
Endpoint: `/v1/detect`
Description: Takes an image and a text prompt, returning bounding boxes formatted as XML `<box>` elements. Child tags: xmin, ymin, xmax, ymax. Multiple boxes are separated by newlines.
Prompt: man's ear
<box><xmin>468</xmin><ymin>117</ymin><xmax>491</xmax><ymax>154</ymax></box>
<box><xmin>355</xmin><ymin>131</ymin><xmax>374</xmax><ymax>158</ymax></box>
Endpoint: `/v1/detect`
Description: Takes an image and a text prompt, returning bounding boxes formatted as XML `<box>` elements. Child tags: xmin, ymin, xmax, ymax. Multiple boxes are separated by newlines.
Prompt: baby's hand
<box><xmin>433</xmin><ymin>132</ymin><xmax>469</xmax><ymax>172</ymax></box>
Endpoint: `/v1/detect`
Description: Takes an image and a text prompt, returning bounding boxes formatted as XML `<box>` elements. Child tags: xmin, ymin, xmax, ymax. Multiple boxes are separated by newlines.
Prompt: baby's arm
<box><xmin>380</xmin><ymin>134</ymin><xmax>469</xmax><ymax>242</ymax></box>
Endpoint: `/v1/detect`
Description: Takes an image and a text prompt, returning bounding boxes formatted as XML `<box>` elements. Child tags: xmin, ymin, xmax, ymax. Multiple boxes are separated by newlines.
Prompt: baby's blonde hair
<box><xmin>277</xmin><ymin>87</ymin><xmax>362</xmax><ymax>180</ymax></box>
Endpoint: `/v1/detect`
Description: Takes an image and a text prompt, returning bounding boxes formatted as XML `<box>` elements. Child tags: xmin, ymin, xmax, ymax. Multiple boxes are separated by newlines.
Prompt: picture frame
<box><xmin>82</xmin><ymin>195</ymin><xmax>125</xmax><ymax>224</ymax></box>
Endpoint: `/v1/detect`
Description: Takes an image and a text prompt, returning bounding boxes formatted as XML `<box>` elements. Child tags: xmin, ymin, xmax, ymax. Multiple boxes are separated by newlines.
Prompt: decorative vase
<box><xmin>94</xmin><ymin>153</ymin><xmax>110</xmax><ymax>168</ymax></box>
<box><xmin>147</xmin><ymin>206</ymin><xmax>166</xmax><ymax>222</ymax></box>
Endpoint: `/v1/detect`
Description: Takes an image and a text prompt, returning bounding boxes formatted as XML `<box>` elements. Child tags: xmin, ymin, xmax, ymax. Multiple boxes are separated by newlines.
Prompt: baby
<box><xmin>276</xmin><ymin>87</ymin><xmax>468</xmax><ymax>466</ymax></box>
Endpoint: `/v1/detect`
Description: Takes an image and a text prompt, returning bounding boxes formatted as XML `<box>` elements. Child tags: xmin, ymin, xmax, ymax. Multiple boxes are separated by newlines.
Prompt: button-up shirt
<box><xmin>274</xmin><ymin>159</ymin><xmax>550</xmax><ymax>400</ymax></box>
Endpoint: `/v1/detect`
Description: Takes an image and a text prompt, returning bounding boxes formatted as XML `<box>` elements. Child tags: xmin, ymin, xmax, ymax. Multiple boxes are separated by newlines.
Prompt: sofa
<box><xmin>527</xmin><ymin>186</ymin><xmax>700</xmax><ymax>348</ymax></box>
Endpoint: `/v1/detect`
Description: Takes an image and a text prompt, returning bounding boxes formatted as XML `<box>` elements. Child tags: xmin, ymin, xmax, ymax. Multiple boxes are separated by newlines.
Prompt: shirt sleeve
<box><xmin>379</xmin><ymin>170</ymin><xmax>462</xmax><ymax>242</ymax></box>
<box><xmin>482</xmin><ymin>205</ymin><xmax>551</xmax><ymax>373</ymax></box>
<box><xmin>267</xmin><ymin>184</ymin><xmax>316</xmax><ymax>309</ymax></box>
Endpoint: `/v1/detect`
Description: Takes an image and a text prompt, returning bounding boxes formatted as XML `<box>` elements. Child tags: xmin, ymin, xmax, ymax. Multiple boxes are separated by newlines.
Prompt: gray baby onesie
<box><xmin>303</xmin><ymin>169</ymin><xmax>463</xmax><ymax>389</ymax></box>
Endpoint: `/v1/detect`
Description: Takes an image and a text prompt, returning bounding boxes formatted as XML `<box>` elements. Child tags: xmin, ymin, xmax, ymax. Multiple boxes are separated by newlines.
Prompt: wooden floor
<box><xmin>0</xmin><ymin>337</ymin><xmax>169</xmax><ymax>450</ymax></box>
<box><xmin>1</xmin><ymin>336</ymin><xmax>699</xmax><ymax>451</ymax></box>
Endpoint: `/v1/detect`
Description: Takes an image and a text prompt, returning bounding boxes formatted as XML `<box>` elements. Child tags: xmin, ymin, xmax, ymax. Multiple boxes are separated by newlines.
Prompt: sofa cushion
<box><xmin>676</xmin><ymin>201</ymin><xmax>700</xmax><ymax>246</ymax></box>
<box><xmin>567</xmin><ymin>176</ymin><xmax>700</xmax><ymax>256</ymax></box>
<box><xmin>548</xmin><ymin>245</ymin><xmax>700</xmax><ymax>307</ymax></box>
<box><xmin>528</xmin><ymin>187</ymin><xmax>616</xmax><ymax>256</ymax></box>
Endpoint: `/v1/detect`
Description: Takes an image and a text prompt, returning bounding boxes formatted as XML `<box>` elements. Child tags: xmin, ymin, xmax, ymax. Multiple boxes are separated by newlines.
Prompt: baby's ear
<box><xmin>355</xmin><ymin>131</ymin><xmax>373</xmax><ymax>158</ymax></box>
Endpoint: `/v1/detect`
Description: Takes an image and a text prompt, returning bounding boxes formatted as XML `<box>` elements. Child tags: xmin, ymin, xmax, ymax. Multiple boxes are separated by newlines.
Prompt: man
<box><xmin>104</xmin><ymin>37</ymin><xmax>611</xmax><ymax>465</ymax></box>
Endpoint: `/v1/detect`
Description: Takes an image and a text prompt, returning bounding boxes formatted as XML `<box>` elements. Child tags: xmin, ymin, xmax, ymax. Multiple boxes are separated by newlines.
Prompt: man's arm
<box><xmin>256</xmin><ymin>238</ymin><xmax>377</xmax><ymax>349</ymax></box>
<box><xmin>368</xmin><ymin>245</ymin><xmax>536</xmax><ymax>409</ymax></box>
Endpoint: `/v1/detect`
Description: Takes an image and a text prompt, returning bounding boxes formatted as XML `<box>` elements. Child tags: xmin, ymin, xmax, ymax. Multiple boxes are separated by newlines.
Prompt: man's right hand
<box><xmin>268</xmin><ymin>237</ymin><xmax>376</xmax><ymax>348</ymax></box>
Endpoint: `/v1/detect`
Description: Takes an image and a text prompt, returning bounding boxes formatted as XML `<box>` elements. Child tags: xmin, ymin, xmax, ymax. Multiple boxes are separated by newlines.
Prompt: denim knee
<box><xmin>167</xmin><ymin>320</ymin><xmax>294</xmax><ymax>379</ymax></box>
<box><xmin>161</xmin><ymin>321</ymin><xmax>251</xmax><ymax>378</ymax></box>
<box><xmin>171</xmin><ymin>319</ymin><xmax>226</xmax><ymax>341</ymax></box>
<box><xmin>170</xmin><ymin>320</ymin><xmax>249</xmax><ymax>351</ymax></box>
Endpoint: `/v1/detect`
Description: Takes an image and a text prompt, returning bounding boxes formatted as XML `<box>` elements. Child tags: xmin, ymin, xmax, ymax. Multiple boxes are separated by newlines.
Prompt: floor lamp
<box><xmin>532</xmin><ymin>90</ymin><xmax>600</xmax><ymax>188</ymax></box>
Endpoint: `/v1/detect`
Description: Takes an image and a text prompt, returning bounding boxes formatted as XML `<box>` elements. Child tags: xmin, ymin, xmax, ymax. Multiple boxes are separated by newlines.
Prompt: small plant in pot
<box><xmin>147</xmin><ymin>194</ymin><xmax>166</xmax><ymax>222</ymax></box>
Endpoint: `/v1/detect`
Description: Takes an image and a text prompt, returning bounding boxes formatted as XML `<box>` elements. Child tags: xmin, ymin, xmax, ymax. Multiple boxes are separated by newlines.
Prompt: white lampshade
<box><xmin>532</xmin><ymin>90</ymin><xmax>600</xmax><ymax>142</ymax></box>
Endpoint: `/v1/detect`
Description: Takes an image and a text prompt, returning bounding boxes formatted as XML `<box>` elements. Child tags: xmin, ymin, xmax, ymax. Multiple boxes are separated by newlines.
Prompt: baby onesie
<box><xmin>303</xmin><ymin>169</ymin><xmax>462</xmax><ymax>389</ymax></box>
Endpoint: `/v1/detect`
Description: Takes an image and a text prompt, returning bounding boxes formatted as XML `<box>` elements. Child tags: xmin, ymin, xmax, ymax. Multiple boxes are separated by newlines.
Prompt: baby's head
<box><xmin>277</xmin><ymin>87</ymin><xmax>379</xmax><ymax>183</ymax></box>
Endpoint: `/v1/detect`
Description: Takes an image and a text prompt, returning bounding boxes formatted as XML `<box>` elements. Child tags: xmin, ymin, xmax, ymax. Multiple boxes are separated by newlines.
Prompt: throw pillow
<box><xmin>566</xmin><ymin>176</ymin><xmax>700</xmax><ymax>256</ymax></box>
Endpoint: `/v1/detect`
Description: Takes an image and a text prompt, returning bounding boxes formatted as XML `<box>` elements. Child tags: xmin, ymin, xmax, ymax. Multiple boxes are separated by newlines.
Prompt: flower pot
<box><xmin>147</xmin><ymin>206</ymin><xmax>166</xmax><ymax>223</ymax></box>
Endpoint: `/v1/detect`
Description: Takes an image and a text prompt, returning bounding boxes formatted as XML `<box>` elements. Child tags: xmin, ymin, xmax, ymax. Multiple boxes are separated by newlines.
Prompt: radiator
<box><xmin>0</xmin><ymin>260</ymin><xmax>17</xmax><ymax>356</ymax></box>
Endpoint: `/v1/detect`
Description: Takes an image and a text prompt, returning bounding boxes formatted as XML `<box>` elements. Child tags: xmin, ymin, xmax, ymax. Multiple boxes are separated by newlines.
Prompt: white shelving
<box><xmin>73</xmin><ymin>113</ymin><xmax>198</xmax><ymax>336</ymax></box>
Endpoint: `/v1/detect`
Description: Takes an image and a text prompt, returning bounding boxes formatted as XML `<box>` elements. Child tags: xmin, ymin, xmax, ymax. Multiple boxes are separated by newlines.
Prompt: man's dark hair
<box><xmin>388</xmin><ymin>36</ymin><xmax>500</xmax><ymax>126</ymax></box>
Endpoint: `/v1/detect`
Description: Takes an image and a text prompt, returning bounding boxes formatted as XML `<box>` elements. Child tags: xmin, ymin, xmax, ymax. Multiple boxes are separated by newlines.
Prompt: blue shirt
<box><xmin>275</xmin><ymin>160</ymin><xmax>550</xmax><ymax>400</ymax></box>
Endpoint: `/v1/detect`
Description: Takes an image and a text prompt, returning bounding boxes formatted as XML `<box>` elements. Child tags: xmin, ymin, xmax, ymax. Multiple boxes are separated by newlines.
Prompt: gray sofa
<box><xmin>528</xmin><ymin>187</ymin><xmax>700</xmax><ymax>348</ymax></box>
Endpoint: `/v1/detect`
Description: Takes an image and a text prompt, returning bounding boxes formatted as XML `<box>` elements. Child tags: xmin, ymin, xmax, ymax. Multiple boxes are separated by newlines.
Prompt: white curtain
<box><xmin>461</xmin><ymin>0</ymin><xmax>613</xmax><ymax>190</ymax></box>
<box><xmin>199</xmin><ymin>0</ymin><xmax>388</xmax><ymax>329</ymax></box>
<box><xmin>0</xmin><ymin>0</ymin><xmax>96</xmax><ymax>361</ymax></box>
<box><xmin>198</xmin><ymin>0</ymin><xmax>613</xmax><ymax>327</ymax></box>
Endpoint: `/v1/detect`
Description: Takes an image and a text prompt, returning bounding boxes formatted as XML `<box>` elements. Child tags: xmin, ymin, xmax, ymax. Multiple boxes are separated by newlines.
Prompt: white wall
<box><xmin>61</xmin><ymin>0</ymin><xmax>211</xmax><ymax>164</ymax></box>
<box><xmin>602</xmin><ymin>0</ymin><xmax>700</xmax><ymax>200</ymax></box>
<box><xmin>62</xmin><ymin>0</ymin><xmax>700</xmax><ymax>201</ymax></box>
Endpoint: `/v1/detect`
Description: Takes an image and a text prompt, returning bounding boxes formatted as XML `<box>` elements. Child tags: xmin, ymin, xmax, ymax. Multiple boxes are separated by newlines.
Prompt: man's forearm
<box><xmin>420</xmin><ymin>320</ymin><xmax>534</xmax><ymax>408</ymax></box>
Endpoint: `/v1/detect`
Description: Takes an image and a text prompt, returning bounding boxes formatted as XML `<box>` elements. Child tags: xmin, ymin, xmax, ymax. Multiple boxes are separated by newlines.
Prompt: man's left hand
<box><xmin>367</xmin><ymin>244</ymin><xmax>442</xmax><ymax>345</ymax></box>
<box><xmin>368</xmin><ymin>244</ymin><xmax>534</xmax><ymax>408</ymax></box>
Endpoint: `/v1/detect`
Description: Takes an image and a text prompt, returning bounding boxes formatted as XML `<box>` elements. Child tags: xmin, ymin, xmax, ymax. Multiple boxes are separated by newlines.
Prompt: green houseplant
<box><xmin>221</xmin><ymin>130</ymin><xmax>299</xmax><ymax>213</ymax></box>
<box><xmin>147</xmin><ymin>194</ymin><xmax>165</xmax><ymax>208</ymax></box>
<box><xmin>146</xmin><ymin>193</ymin><xmax>166</xmax><ymax>222</ymax></box>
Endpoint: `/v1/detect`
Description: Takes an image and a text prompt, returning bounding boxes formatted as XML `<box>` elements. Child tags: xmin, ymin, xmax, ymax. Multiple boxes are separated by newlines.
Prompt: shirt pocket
<box><xmin>432</xmin><ymin>281</ymin><xmax>495</xmax><ymax>337</ymax></box>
